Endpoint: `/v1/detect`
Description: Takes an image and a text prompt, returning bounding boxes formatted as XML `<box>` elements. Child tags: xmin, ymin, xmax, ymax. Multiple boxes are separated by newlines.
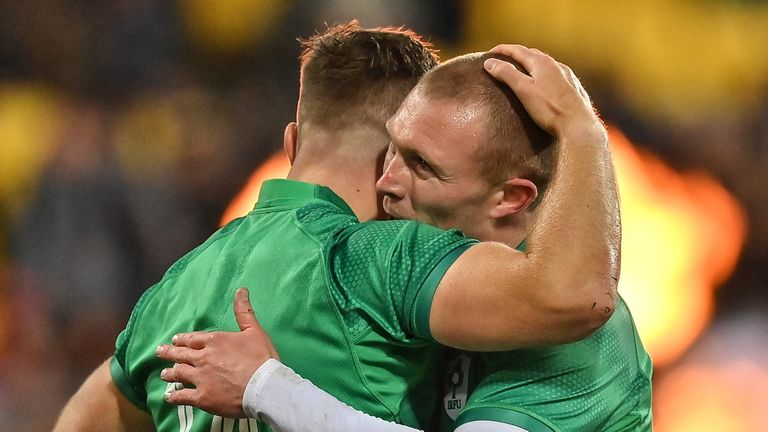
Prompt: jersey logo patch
<box><xmin>443</xmin><ymin>353</ymin><xmax>471</xmax><ymax>420</ymax></box>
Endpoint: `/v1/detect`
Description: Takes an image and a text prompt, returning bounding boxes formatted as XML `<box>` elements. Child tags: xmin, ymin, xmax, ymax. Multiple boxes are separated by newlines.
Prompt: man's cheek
<box><xmin>418</xmin><ymin>202</ymin><xmax>455</xmax><ymax>227</ymax></box>
<box><xmin>397</xmin><ymin>204</ymin><xmax>418</xmax><ymax>220</ymax></box>
<box><xmin>383</xmin><ymin>199</ymin><xmax>414</xmax><ymax>221</ymax></box>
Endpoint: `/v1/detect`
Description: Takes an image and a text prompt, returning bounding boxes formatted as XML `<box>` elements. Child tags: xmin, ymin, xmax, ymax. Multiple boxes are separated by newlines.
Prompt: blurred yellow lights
<box><xmin>655</xmin><ymin>361</ymin><xmax>768</xmax><ymax>431</ymax></box>
<box><xmin>180</xmin><ymin>0</ymin><xmax>290</xmax><ymax>54</ymax></box>
<box><xmin>610</xmin><ymin>128</ymin><xmax>747</xmax><ymax>366</ymax></box>
<box><xmin>113</xmin><ymin>96</ymin><xmax>184</xmax><ymax>181</ymax></box>
<box><xmin>0</xmin><ymin>85</ymin><xmax>61</xmax><ymax>220</ymax></box>
<box><xmin>465</xmin><ymin>0</ymin><xmax>768</xmax><ymax>122</ymax></box>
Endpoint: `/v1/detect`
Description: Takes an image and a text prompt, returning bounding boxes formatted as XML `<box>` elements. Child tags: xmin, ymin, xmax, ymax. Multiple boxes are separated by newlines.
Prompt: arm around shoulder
<box><xmin>53</xmin><ymin>357</ymin><xmax>153</xmax><ymax>432</ymax></box>
<box><xmin>430</xmin><ymin>240</ymin><xmax>615</xmax><ymax>352</ymax></box>
<box><xmin>430</xmin><ymin>49</ymin><xmax>620</xmax><ymax>351</ymax></box>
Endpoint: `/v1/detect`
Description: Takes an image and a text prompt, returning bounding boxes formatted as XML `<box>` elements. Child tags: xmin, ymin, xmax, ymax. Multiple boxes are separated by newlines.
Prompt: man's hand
<box><xmin>155</xmin><ymin>288</ymin><xmax>279</xmax><ymax>418</ymax></box>
<box><xmin>484</xmin><ymin>44</ymin><xmax>605</xmax><ymax>142</ymax></box>
<box><xmin>470</xmin><ymin>45</ymin><xmax>619</xmax><ymax>342</ymax></box>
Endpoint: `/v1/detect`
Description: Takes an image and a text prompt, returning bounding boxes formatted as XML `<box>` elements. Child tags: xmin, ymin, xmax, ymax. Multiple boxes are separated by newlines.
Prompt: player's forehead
<box><xmin>396</xmin><ymin>100</ymin><xmax>486</xmax><ymax>175</ymax></box>
<box><xmin>389</xmin><ymin>91</ymin><xmax>482</xmax><ymax>147</ymax></box>
<box><xmin>386</xmin><ymin>88</ymin><xmax>428</xmax><ymax>139</ymax></box>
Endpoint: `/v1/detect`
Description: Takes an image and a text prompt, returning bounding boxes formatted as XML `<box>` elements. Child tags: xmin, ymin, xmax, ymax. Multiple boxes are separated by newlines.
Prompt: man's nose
<box><xmin>376</xmin><ymin>157</ymin><xmax>405</xmax><ymax>198</ymax></box>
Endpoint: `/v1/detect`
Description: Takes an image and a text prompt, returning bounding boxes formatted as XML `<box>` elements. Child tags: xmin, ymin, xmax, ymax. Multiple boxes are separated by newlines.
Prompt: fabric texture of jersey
<box><xmin>441</xmin><ymin>295</ymin><xmax>653</xmax><ymax>432</ymax></box>
<box><xmin>110</xmin><ymin>179</ymin><xmax>476</xmax><ymax>432</ymax></box>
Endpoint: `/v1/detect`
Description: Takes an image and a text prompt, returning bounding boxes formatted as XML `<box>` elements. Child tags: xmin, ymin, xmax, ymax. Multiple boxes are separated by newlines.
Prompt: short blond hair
<box><xmin>419</xmin><ymin>52</ymin><xmax>554</xmax><ymax>201</ymax></box>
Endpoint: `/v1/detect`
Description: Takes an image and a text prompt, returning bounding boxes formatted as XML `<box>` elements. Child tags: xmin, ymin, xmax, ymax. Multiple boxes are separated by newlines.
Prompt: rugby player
<box><xmin>54</xmin><ymin>25</ymin><xmax>621</xmax><ymax>431</ymax></box>
<box><xmin>158</xmin><ymin>47</ymin><xmax>650</xmax><ymax>432</ymax></box>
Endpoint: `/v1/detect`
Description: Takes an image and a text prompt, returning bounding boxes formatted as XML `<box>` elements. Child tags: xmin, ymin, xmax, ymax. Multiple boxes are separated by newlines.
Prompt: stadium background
<box><xmin>0</xmin><ymin>0</ymin><xmax>766</xmax><ymax>430</ymax></box>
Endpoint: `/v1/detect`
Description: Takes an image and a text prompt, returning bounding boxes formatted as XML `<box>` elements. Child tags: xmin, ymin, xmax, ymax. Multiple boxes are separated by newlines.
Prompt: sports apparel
<box><xmin>236</xmin><ymin>240</ymin><xmax>651</xmax><ymax>432</ymax></box>
<box><xmin>454</xmin><ymin>422</ymin><xmax>531</xmax><ymax>432</ymax></box>
<box><xmin>242</xmin><ymin>359</ymin><xmax>530</xmax><ymax>432</ymax></box>
<box><xmin>244</xmin><ymin>359</ymin><xmax>418</xmax><ymax>431</ymax></box>
<box><xmin>110</xmin><ymin>179</ymin><xmax>475</xmax><ymax>431</ymax></box>
<box><xmin>442</xmin><ymin>295</ymin><xmax>653</xmax><ymax>432</ymax></box>
<box><xmin>236</xmin><ymin>298</ymin><xmax>652</xmax><ymax>432</ymax></box>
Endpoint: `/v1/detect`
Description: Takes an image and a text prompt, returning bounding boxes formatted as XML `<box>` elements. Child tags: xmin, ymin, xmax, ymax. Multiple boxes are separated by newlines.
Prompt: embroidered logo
<box><xmin>443</xmin><ymin>353</ymin><xmax>471</xmax><ymax>420</ymax></box>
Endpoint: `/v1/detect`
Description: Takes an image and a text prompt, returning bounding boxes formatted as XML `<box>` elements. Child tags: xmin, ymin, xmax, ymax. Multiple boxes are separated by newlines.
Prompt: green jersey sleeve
<box><xmin>110</xmin><ymin>282</ymin><xmax>163</xmax><ymax>411</ymax></box>
<box><xmin>328</xmin><ymin>220</ymin><xmax>476</xmax><ymax>341</ymax></box>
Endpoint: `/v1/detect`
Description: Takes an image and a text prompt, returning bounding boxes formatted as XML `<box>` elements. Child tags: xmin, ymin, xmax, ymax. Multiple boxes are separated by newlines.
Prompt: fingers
<box><xmin>164</xmin><ymin>387</ymin><xmax>199</xmax><ymax>406</ymax></box>
<box><xmin>164</xmin><ymin>386</ymin><xmax>247</xmax><ymax>418</ymax></box>
<box><xmin>488</xmin><ymin>44</ymin><xmax>565</xmax><ymax>83</ymax></box>
<box><xmin>492</xmin><ymin>45</ymin><xmax>586</xmax><ymax>101</ymax></box>
<box><xmin>234</xmin><ymin>287</ymin><xmax>260</xmax><ymax>331</ymax></box>
<box><xmin>488</xmin><ymin>44</ymin><xmax>538</xmax><ymax>74</ymax></box>
<box><xmin>233</xmin><ymin>291</ymin><xmax>281</xmax><ymax>360</ymax></box>
<box><xmin>160</xmin><ymin>363</ymin><xmax>199</xmax><ymax>385</ymax></box>
<box><xmin>557</xmin><ymin>62</ymin><xmax>592</xmax><ymax>105</ymax></box>
<box><xmin>171</xmin><ymin>331</ymin><xmax>212</xmax><ymax>349</ymax></box>
<box><xmin>484</xmin><ymin>58</ymin><xmax>533</xmax><ymax>93</ymax></box>
<box><xmin>156</xmin><ymin>344</ymin><xmax>202</xmax><ymax>365</ymax></box>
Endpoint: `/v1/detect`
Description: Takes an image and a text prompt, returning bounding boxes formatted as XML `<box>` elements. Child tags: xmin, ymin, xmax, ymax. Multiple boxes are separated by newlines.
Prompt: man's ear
<box><xmin>489</xmin><ymin>178</ymin><xmax>538</xmax><ymax>219</ymax></box>
<box><xmin>283</xmin><ymin>122</ymin><xmax>298</xmax><ymax>164</ymax></box>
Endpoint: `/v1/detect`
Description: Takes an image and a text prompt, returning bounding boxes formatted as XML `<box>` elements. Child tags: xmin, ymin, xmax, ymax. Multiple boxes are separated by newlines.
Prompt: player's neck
<box><xmin>286</xmin><ymin>127</ymin><xmax>387</xmax><ymax>222</ymax></box>
<box><xmin>475</xmin><ymin>214</ymin><xmax>531</xmax><ymax>248</ymax></box>
<box><xmin>287</xmin><ymin>162</ymin><xmax>382</xmax><ymax>222</ymax></box>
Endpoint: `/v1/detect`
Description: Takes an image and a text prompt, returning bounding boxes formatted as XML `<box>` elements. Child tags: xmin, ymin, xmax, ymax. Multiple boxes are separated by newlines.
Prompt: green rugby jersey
<box><xmin>442</xmin><ymin>296</ymin><xmax>653</xmax><ymax>432</ymax></box>
<box><xmin>111</xmin><ymin>179</ymin><xmax>476</xmax><ymax>432</ymax></box>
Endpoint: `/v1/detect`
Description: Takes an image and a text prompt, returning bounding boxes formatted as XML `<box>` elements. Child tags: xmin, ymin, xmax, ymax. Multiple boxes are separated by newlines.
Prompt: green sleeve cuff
<box><xmin>457</xmin><ymin>406</ymin><xmax>558</xmax><ymax>432</ymax></box>
<box><xmin>109</xmin><ymin>356</ymin><xmax>149</xmax><ymax>411</ymax></box>
<box><xmin>411</xmin><ymin>242</ymin><xmax>474</xmax><ymax>339</ymax></box>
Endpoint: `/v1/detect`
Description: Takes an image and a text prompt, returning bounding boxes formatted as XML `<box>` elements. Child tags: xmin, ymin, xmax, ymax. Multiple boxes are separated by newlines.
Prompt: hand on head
<box><xmin>484</xmin><ymin>44</ymin><xmax>604</xmax><ymax>141</ymax></box>
<box><xmin>155</xmin><ymin>288</ymin><xmax>279</xmax><ymax>418</ymax></box>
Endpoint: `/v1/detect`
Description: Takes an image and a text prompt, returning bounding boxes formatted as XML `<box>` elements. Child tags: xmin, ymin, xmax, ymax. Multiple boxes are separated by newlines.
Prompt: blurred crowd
<box><xmin>0</xmin><ymin>0</ymin><xmax>766</xmax><ymax>430</ymax></box>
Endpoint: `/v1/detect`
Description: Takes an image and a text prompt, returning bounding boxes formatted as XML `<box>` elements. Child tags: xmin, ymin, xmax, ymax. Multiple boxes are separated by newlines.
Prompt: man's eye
<box><xmin>413</xmin><ymin>156</ymin><xmax>433</xmax><ymax>173</ymax></box>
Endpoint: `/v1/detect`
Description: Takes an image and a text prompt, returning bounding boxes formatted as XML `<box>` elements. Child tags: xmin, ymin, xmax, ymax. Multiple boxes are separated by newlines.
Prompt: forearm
<box><xmin>526</xmin><ymin>121</ymin><xmax>620</xmax><ymax>335</ymax></box>
<box><xmin>403</xmin><ymin>48</ymin><xmax>620</xmax><ymax>350</ymax></box>
<box><xmin>477</xmin><ymin>47</ymin><xmax>621</xmax><ymax>343</ymax></box>
<box><xmin>54</xmin><ymin>358</ymin><xmax>153</xmax><ymax>432</ymax></box>
<box><xmin>245</xmin><ymin>359</ymin><xmax>421</xmax><ymax>432</ymax></box>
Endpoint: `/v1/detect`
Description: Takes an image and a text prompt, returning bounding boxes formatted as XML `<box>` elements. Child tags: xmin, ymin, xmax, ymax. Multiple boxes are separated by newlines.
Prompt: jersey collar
<box><xmin>255</xmin><ymin>179</ymin><xmax>355</xmax><ymax>215</ymax></box>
